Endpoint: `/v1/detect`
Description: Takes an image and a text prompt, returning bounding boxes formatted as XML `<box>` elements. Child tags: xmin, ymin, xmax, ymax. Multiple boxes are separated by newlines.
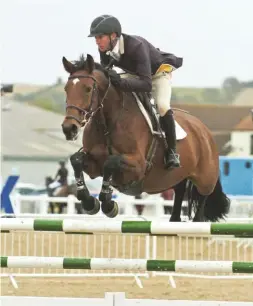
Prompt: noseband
<box><xmin>65</xmin><ymin>75</ymin><xmax>110</xmax><ymax>126</ymax></box>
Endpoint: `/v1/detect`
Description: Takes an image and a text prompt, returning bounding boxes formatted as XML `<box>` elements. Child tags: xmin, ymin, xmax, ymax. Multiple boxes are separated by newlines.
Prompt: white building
<box><xmin>229</xmin><ymin>114</ymin><xmax>253</xmax><ymax>156</ymax></box>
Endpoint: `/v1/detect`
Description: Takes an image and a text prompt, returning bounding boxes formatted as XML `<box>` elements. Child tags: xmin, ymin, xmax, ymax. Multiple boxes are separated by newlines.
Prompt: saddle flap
<box><xmin>132</xmin><ymin>93</ymin><xmax>187</xmax><ymax>140</ymax></box>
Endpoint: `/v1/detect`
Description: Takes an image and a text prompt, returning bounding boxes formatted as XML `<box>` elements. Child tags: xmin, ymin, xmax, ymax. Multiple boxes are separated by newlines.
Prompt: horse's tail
<box><xmin>187</xmin><ymin>177</ymin><xmax>230</xmax><ymax>221</ymax></box>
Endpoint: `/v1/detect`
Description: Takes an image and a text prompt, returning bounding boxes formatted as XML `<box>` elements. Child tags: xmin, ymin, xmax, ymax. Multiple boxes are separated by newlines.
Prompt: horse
<box><xmin>45</xmin><ymin>176</ymin><xmax>81</xmax><ymax>214</ymax></box>
<box><xmin>61</xmin><ymin>54</ymin><xmax>230</xmax><ymax>221</ymax></box>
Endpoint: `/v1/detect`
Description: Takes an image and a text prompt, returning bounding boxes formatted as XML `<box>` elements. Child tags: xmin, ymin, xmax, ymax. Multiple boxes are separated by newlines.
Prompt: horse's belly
<box><xmin>142</xmin><ymin>168</ymin><xmax>186</xmax><ymax>193</ymax></box>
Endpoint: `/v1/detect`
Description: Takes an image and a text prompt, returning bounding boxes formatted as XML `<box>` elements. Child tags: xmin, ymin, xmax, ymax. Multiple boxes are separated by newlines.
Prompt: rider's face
<box><xmin>95</xmin><ymin>33</ymin><xmax>116</xmax><ymax>52</ymax></box>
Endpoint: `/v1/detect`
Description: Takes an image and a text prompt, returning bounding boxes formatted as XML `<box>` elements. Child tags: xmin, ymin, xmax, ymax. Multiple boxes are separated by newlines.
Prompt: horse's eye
<box><xmin>85</xmin><ymin>87</ymin><xmax>91</xmax><ymax>93</ymax></box>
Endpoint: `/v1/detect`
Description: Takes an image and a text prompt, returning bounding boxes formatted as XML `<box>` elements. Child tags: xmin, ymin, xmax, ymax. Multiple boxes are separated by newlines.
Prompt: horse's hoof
<box><xmin>101</xmin><ymin>201</ymin><xmax>118</xmax><ymax>218</ymax></box>
<box><xmin>82</xmin><ymin>196</ymin><xmax>100</xmax><ymax>215</ymax></box>
<box><xmin>170</xmin><ymin>219</ymin><xmax>182</xmax><ymax>222</ymax></box>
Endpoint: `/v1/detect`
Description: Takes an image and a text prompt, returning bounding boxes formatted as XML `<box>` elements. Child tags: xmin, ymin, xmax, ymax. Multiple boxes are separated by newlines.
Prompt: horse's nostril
<box><xmin>62</xmin><ymin>125</ymin><xmax>70</xmax><ymax>133</ymax></box>
<box><xmin>62</xmin><ymin>124</ymin><xmax>78</xmax><ymax>139</ymax></box>
<box><xmin>71</xmin><ymin>124</ymin><xmax>77</xmax><ymax>133</ymax></box>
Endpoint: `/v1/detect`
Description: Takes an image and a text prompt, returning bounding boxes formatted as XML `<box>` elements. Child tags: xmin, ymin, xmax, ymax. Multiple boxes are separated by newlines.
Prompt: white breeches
<box><xmin>151</xmin><ymin>72</ymin><xmax>172</xmax><ymax>116</ymax></box>
<box><xmin>119</xmin><ymin>71</ymin><xmax>172</xmax><ymax>117</ymax></box>
<box><xmin>49</xmin><ymin>181</ymin><xmax>61</xmax><ymax>189</ymax></box>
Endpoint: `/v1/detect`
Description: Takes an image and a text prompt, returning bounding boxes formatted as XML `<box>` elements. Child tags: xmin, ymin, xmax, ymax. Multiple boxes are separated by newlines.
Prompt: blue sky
<box><xmin>1</xmin><ymin>0</ymin><xmax>252</xmax><ymax>87</ymax></box>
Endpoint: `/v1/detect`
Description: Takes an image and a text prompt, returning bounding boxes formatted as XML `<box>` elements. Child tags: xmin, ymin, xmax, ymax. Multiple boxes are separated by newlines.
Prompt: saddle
<box><xmin>131</xmin><ymin>92</ymin><xmax>187</xmax><ymax>141</ymax></box>
<box><xmin>111</xmin><ymin>69</ymin><xmax>187</xmax><ymax>140</ymax></box>
<box><xmin>133</xmin><ymin>92</ymin><xmax>163</xmax><ymax>137</ymax></box>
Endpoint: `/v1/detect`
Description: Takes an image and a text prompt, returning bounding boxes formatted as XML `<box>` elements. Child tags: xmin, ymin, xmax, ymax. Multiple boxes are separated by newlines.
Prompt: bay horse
<box><xmin>61</xmin><ymin>54</ymin><xmax>230</xmax><ymax>221</ymax></box>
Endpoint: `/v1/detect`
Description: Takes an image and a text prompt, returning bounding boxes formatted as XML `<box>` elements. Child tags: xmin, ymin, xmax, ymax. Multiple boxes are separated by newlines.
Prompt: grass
<box><xmin>14</xmin><ymin>83</ymin><xmax>66</xmax><ymax>114</ymax></box>
<box><xmin>13</xmin><ymin>82</ymin><xmax>235</xmax><ymax>114</ymax></box>
<box><xmin>12</xmin><ymin>83</ymin><xmax>47</xmax><ymax>95</ymax></box>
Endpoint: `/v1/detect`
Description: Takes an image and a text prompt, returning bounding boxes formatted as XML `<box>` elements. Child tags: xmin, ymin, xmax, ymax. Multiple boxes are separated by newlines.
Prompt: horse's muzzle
<box><xmin>62</xmin><ymin>123</ymin><xmax>79</xmax><ymax>140</ymax></box>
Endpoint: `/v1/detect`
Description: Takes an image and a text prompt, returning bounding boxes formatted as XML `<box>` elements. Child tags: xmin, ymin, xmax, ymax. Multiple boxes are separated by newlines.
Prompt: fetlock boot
<box><xmin>159</xmin><ymin>109</ymin><xmax>180</xmax><ymax>169</ymax></box>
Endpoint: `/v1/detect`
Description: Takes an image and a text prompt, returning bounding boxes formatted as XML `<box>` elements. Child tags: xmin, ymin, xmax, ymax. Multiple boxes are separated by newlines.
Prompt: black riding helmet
<box><xmin>88</xmin><ymin>15</ymin><xmax>122</xmax><ymax>38</ymax></box>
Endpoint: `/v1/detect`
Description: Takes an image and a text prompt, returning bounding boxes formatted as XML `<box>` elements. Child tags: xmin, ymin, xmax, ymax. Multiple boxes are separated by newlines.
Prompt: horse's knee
<box><xmin>70</xmin><ymin>151</ymin><xmax>88</xmax><ymax>170</ymax></box>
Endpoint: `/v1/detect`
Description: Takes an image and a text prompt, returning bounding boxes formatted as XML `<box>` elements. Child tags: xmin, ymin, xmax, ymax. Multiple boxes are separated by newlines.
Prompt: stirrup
<box><xmin>164</xmin><ymin>150</ymin><xmax>180</xmax><ymax>169</ymax></box>
<box><xmin>170</xmin><ymin>149</ymin><xmax>180</xmax><ymax>160</ymax></box>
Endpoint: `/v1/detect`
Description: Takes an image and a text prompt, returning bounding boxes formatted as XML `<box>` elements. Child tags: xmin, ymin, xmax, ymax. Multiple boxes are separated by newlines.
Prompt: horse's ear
<box><xmin>62</xmin><ymin>56</ymin><xmax>75</xmax><ymax>74</ymax></box>
<box><xmin>86</xmin><ymin>54</ymin><xmax>95</xmax><ymax>74</ymax></box>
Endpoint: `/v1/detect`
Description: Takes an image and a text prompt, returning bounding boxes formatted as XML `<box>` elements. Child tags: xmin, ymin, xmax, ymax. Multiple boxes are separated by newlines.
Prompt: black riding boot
<box><xmin>160</xmin><ymin>109</ymin><xmax>180</xmax><ymax>169</ymax></box>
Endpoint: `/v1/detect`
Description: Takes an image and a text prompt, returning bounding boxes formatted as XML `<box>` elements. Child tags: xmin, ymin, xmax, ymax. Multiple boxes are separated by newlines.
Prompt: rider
<box><xmin>48</xmin><ymin>160</ymin><xmax>68</xmax><ymax>191</ymax></box>
<box><xmin>88</xmin><ymin>15</ymin><xmax>183</xmax><ymax>169</ymax></box>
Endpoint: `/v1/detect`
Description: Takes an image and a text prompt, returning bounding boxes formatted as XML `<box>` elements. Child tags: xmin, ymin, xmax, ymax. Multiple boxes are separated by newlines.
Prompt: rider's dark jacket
<box><xmin>56</xmin><ymin>167</ymin><xmax>68</xmax><ymax>185</ymax></box>
<box><xmin>99</xmin><ymin>33</ymin><xmax>183</xmax><ymax>93</ymax></box>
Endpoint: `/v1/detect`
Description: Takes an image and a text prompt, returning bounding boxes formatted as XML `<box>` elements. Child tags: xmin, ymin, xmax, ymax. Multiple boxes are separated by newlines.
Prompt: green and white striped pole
<box><xmin>1</xmin><ymin>256</ymin><xmax>253</xmax><ymax>273</ymax></box>
<box><xmin>1</xmin><ymin>219</ymin><xmax>253</xmax><ymax>236</ymax></box>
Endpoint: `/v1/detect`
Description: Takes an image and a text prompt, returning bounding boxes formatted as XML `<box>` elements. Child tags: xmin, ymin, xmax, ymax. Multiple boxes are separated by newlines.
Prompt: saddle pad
<box><xmin>133</xmin><ymin>93</ymin><xmax>187</xmax><ymax>140</ymax></box>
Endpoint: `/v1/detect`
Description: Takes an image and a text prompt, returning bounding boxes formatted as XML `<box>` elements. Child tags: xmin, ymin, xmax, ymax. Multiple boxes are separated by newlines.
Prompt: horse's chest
<box><xmin>89</xmin><ymin>145</ymin><xmax>108</xmax><ymax>162</ymax></box>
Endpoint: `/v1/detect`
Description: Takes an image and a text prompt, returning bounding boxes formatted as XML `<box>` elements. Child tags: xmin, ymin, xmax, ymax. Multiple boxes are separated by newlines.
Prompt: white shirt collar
<box><xmin>106</xmin><ymin>35</ymin><xmax>124</xmax><ymax>61</ymax></box>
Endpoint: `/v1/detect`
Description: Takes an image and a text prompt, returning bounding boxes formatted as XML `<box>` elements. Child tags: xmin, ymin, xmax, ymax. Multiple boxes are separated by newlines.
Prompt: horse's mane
<box><xmin>71</xmin><ymin>54</ymin><xmax>107</xmax><ymax>76</ymax></box>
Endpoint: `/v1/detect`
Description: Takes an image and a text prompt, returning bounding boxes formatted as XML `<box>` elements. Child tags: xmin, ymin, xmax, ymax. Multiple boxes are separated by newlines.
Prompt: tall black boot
<box><xmin>159</xmin><ymin>109</ymin><xmax>180</xmax><ymax>169</ymax></box>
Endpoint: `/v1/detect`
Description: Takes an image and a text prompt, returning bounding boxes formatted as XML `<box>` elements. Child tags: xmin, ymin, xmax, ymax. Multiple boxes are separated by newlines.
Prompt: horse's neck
<box><xmin>83</xmin><ymin>87</ymin><xmax>143</xmax><ymax>151</ymax></box>
<box><xmin>102</xmin><ymin>88</ymin><xmax>139</xmax><ymax>122</ymax></box>
<box><xmin>102</xmin><ymin>87</ymin><xmax>122</xmax><ymax>120</ymax></box>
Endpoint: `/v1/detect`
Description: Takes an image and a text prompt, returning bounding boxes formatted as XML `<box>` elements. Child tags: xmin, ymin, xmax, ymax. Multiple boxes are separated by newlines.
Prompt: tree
<box><xmin>222</xmin><ymin>77</ymin><xmax>241</xmax><ymax>102</ymax></box>
<box><xmin>56</xmin><ymin>77</ymin><xmax>63</xmax><ymax>85</ymax></box>
<box><xmin>241</xmin><ymin>80</ymin><xmax>253</xmax><ymax>88</ymax></box>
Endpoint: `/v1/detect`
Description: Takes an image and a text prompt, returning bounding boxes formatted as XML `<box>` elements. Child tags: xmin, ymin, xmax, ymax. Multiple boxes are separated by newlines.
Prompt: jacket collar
<box><xmin>106</xmin><ymin>35</ymin><xmax>124</xmax><ymax>61</ymax></box>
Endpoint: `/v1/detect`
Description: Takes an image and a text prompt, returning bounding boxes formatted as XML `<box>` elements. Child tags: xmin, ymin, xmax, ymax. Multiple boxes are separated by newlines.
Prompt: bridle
<box><xmin>65</xmin><ymin>74</ymin><xmax>111</xmax><ymax>126</ymax></box>
<box><xmin>65</xmin><ymin>73</ymin><xmax>124</xmax><ymax>155</ymax></box>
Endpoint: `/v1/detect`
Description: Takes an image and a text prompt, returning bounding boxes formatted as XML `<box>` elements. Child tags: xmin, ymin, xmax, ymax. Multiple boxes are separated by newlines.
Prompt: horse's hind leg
<box><xmin>193</xmin><ymin>195</ymin><xmax>207</xmax><ymax>222</ymax></box>
<box><xmin>169</xmin><ymin>179</ymin><xmax>188</xmax><ymax>222</ymax></box>
<box><xmin>187</xmin><ymin>181</ymin><xmax>208</xmax><ymax>222</ymax></box>
<box><xmin>70</xmin><ymin>151</ymin><xmax>100</xmax><ymax>215</ymax></box>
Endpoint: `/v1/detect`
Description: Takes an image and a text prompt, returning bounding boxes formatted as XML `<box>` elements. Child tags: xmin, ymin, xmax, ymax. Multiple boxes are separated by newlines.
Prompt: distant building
<box><xmin>1</xmin><ymin>99</ymin><xmax>82</xmax><ymax>185</ymax></box>
<box><xmin>229</xmin><ymin>114</ymin><xmax>253</xmax><ymax>156</ymax></box>
<box><xmin>172</xmin><ymin>103</ymin><xmax>251</xmax><ymax>155</ymax></box>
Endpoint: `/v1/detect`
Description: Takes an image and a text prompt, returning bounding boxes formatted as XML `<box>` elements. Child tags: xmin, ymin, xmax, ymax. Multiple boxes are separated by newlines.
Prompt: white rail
<box><xmin>9</xmin><ymin>194</ymin><xmax>253</xmax><ymax>217</ymax></box>
<box><xmin>1</xmin><ymin>214</ymin><xmax>253</xmax><ymax>286</ymax></box>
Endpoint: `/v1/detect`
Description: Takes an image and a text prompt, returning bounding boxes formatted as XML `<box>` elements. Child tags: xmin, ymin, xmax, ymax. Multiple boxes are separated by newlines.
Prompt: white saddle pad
<box><xmin>132</xmin><ymin>93</ymin><xmax>187</xmax><ymax>140</ymax></box>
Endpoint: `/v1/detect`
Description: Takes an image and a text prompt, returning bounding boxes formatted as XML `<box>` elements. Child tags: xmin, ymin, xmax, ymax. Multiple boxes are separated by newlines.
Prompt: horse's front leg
<box><xmin>70</xmin><ymin>151</ymin><xmax>100</xmax><ymax>215</ymax></box>
<box><xmin>99</xmin><ymin>155</ymin><xmax>121</xmax><ymax>218</ymax></box>
<box><xmin>99</xmin><ymin>154</ymin><xmax>144</xmax><ymax>218</ymax></box>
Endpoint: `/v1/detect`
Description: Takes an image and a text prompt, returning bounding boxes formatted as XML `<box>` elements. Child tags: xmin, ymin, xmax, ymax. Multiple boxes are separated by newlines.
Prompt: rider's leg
<box><xmin>48</xmin><ymin>181</ymin><xmax>61</xmax><ymax>189</ymax></box>
<box><xmin>151</xmin><ymin>71</ymin><xmax>180</xmax><ymax>169</ymax></box>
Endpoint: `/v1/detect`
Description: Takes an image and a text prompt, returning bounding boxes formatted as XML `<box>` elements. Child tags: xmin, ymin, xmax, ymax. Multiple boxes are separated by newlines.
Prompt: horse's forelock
<box><xmin>71</xmin><ymin>54</ymin><xmax>107</xmax><ymax>78</ymax></box>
